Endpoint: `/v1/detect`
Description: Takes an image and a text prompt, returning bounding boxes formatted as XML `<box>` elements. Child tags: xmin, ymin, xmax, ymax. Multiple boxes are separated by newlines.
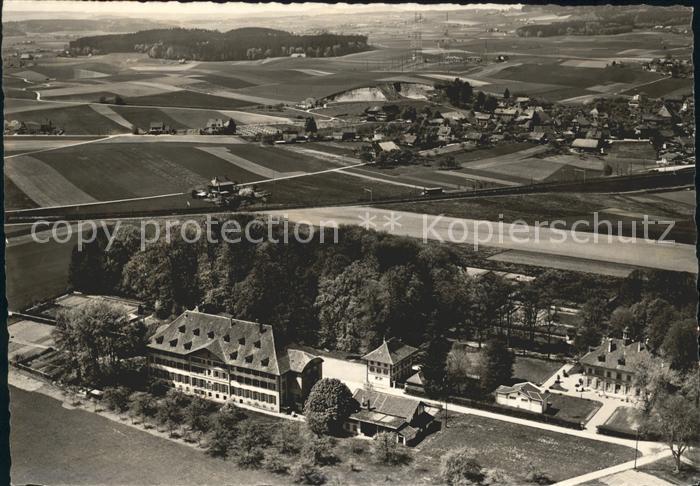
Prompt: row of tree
<box><xmin>69</xmin><ymin>27</ymin><xmax>368</xmax><ymax>61</ymax></box>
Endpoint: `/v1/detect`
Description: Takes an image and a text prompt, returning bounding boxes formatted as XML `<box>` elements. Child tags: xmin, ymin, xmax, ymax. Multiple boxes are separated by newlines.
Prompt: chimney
<box><xmin>363</xmin><ymin>399</ymin><xmax>371</xmax><ymax>410</ymax></box>
<box><xmin>607</xmin><ymin>338</ymin><xmax>616</xmax><ymax>353</ymax></box>
<box><xmin>622</xmin><ymin>326</ymin><xmax>631</xmax><ymax>346</ymax></box>
<box><xmin>637</xmin><ymin>342</ymin><xmax>644</xmax><ymax>352</ymax></box>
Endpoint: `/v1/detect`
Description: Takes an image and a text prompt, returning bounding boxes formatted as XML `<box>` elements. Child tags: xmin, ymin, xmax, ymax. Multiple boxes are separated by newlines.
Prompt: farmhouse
<box><xmin>281</xmin><ymin>129</ymin><xmax>299</xmax><ymax>143</ymax></box>
<box><xmin>362</xmin><ymin>337</ymin><xmax>420</xmax><ymax>388</ymax></box>
<box><xmin>495</xmin><ymin>382</ymin><xmax>550</xmax><ymax>414</ymax></box>
<box><xmin>344</xmin><ymin>388</ymin><xmax>434</xmax><ymax>446</ymax></box>
<box><xmin>208</xmin><ymin>176</ymin><xmax>236</xmax><ymax>195</ymax></box>
<box><xmin>376</xmin><ymin>141</ymin><xmax>400</xmax><ymax>153</ymax></box>
<box><xmin>579</xmin><ymin>329</ymin><xmax>650</xmax><ymax>397</ymax></box>
<box><xmin>149</xmin><ymin>121</ymin><xmax>171</xmax><ymax>135</ymax></box>
<box><xmin>147</xmin><ymin>310</ymin><xmax>323</xmax><ymax>412</ymax></box>
<box><xmin>332</xmin><ymin>130</ymin><xmax>357</xmax><ymax>141</ymax></box>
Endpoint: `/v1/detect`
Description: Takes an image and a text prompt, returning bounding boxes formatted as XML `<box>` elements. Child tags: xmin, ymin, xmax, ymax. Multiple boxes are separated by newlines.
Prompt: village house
<box><xmin>331</xmin><ymin>130</ymin><xmax>357</xmax><ymax>141</ymax></box>
<box><xmin>148</xmin><ymin>310</ymin><xmax>323</xmax><ymax>412</ymax></box>
<box><xmin>437</xmin><ymin>125</ymin><xmax>452</xmax><ymax>143</ymax></box>
<box><xmin>579</xmin><ymin>328</ymin><xmax>651</xmax><ymax>397</ymax></box>
<box><xmin>571</xmin><ymin>138</ymin><xmax>601</xmax><ymax>152</ymax></box>
<box><xmin>281</xmin><ymin>128</ymin><xmax>300</xmax><ymax>143</ymax></box>
<box><xmin>495</xmin><ymin>382</ymin><xmax>550</xmax><ymax>414</ymax></box>
<box><xmin>362</xmin><ymin>337</ymin><xmax>420</xmax><ymax>388</ymax></box>
<box><xmin>149</xmin><ymin>121</ymin><xmax>171</xmax><ymax>135</ymax></box>
<box><xmin>344</xmin><ymin>388</ymin><xmax>434</xmax><ymax>446</ymax></box>
<box><xmin>376</xmin><ymin>140</ymin><xmax>400</xmax><ymax>153</ymax></box>
<box><xmin>208</xmin><ymin>176</ymin><xmax>237</xmax><ymax>196</ymax></box>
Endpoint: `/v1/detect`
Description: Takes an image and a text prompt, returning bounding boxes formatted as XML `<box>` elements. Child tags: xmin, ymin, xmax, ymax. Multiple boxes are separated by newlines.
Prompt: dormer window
<box><xmin>261</xmin><ymin>357</ymin><xmax>269</xmax><ymax>367</ymax></box>
<box><xmin>618</xmin><ymin>358</ymin><xmax>626</xmax><ymax>366</ymax></box>
<box><xmin>245</xmin><ymin>355</ymin><xmax>253</xmax><ymax>363</ymax></box>
<box><xmin>229</xmin><ymin>351</ymin><xmax>238</xmax><ymax>360</ymax></box>
<box><xmin>193</xmin><ymin>328</ymin><xmax>200</xmax><ymax>336</ymax></box>
<box><xmin>178</xmin><ymin>325</ymin><xmax>186</xmax><ymax>333</ymax></box>
<box><xmin>223</xmin><ymin>334</ymin><xmax>230</xmax><ymax>342</ymax></box>
<box><xmin>207</xmin><ymin>331</ymin><xmax>215</xmax><ymax>339</ymax></box>
<box><xmin>238</xmin><ymin>337</ymin><xmax>245</xmax><ymax>345</ymax></box>
<box><xmin>184</xmin><ymin>342</ymin><xmax>192</xmax><ymax>350</ymax></box>
<box><xmin>597</xmin><ymin>355</ymin><xmax>606</xmax><ymax>362</ymax></box>
<box><xmin>155</xmin><ymin>336</ymin><xmax>164</xmax><ymax>344</ymax></box>
<box><xmin>254</xmin><ymin>340</ymin><xmax>261</xmax><ymax>349</ymax></box>
<box><xmin>169</xmin><ymin>339</ymin><xmax>178</xmax><ymax>347</ymax></box>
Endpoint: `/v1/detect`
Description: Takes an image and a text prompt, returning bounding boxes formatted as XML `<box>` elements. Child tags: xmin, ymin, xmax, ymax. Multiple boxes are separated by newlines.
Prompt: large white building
<box><xmin>362</xmin><ymin>338</ymin><xmax>420</xmax><ymax>389</ymax></box>
<box><xmin>148</xmin><ymin>310</ymin><xmax>323</xmax><ymax>412</ymax></box>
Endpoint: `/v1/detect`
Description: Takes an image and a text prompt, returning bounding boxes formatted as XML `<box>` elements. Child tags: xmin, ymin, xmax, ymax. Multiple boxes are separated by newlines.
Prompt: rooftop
<box><xmin>362</xmin><ymin>337</ymin><xmax>418</xmax><ymax>365</ymax></box>
<box><xmin>352</xmin><ymin>388</ymin><xmax>422</xmax><ymax>422</ymax></box>
<box><xmin>495</xmin><ymin>381</ymin><xmax>550</xmax><ymax>403</ymax></box>
<box><xmin>580</xmin><ymin>338</ymin><xmax>650</xmax><ymax>374</ymax></box>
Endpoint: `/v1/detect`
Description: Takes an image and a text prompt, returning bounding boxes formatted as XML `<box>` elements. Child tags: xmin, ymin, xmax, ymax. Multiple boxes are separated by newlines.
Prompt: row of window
<box><xmin>151</xmin><ymin>365</ymin><xmax>278</xmax><ymax>394</ymax></box>
<box><xmin>151</xmin><ymin>355</ymin><xmax>276</xmax><ymax>382</ymax></box>
<box><xmin>587</xmin><ymin>367</ymin><xmax>632</xmax><ymax>381</ymax></box>
<box><xmin>369</xmin><ymin>366</ymin><xmax>389</xmax><ymax>375</ymax></box>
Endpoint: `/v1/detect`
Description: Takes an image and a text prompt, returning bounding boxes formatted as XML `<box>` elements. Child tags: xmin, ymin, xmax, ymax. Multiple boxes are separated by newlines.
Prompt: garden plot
<box><xmin>561</xmin><ymin>59</ymin><xmax>609</xmax><ymax>69</ymax></box>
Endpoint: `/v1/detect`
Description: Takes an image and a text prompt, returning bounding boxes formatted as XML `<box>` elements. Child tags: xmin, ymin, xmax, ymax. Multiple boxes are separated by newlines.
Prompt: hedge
<box><xmin>406</xmin><ymin>388</ymin><xmax>585</xmax><ymax>430</ymax></box>
<box><xmin>596</xmin><ymin>424</ymin><xmax>660</xmax><ymax>441</ymax></box>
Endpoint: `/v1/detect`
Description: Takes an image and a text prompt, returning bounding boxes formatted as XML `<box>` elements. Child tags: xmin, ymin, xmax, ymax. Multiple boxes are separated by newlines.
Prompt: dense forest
<box><xmin>517</xmin><ymin>5</ymin><xmax>691</xmax><ymax>37</ymax></box>
<box><xmin>67</xmin><ymin>216</ymin><xmax>696</xmax><ymax>357</ymax></box>
<box><xmin>68</xmin><ymin>27</ymin><xmax>369</xmax><ymax>60</ymax></box>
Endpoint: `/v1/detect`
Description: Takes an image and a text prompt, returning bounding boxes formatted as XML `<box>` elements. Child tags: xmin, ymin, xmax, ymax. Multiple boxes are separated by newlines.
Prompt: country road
<box><xmin>266</xmin><ymin>207</ymin><xmax>698</xmax><ymax>274</ymax></box>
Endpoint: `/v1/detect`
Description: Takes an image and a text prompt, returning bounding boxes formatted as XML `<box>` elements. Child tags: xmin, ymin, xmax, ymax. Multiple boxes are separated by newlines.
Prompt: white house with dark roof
<box><xmin>495</xmin><ymin>382</ymin><xmax>550</xmax><ymax>413</ymax></box>
<box><xmin>344</xmin><ymin>388</ymin><xmax>434</xmax><ymax>446</ymax></box>
<box><xmin>579</xmin><ymin>329</ymin><xmax>650</xmax><ymax>397</ymax></box>
<box><xmin>147</xmin><ymin>310</ymin><xmax>322</xmax><ymax>412</ymax></box>
<box><xmin>361</xmin><ymin>338</ymin><xmax>420</xmax><ymax>388</ymax></box>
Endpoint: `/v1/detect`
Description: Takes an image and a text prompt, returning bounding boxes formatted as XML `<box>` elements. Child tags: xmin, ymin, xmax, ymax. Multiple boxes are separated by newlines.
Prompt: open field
<box><xmin>10</xmin><ymin>386</ymin><xmax>284</xmax><ymax>486</ymax></box>
<box><xmin>5</xmin><ymin>104</ymin><xmax>131</xmax><ymax>135</ymax></box>
<box><xmin>3</xmin><ymin>135</ymin><xmax>104</xmax><ymax>156</ymax></box>
<box><xmin>417</xmin><ymin>411</ymin><xmax>634</xmax><ymax>484</ymax></box>
<box><xmin>621</xmin><ymin>76</ymin><xmax>694</xmax><ymax>98</ymax></box>
<box><xmin>488</xmin><ymin>250</ymin><xmax>638</xmax><ymax>278</ymax></box>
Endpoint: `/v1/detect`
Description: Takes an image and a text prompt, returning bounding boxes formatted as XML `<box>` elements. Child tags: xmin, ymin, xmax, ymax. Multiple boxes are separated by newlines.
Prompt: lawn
<box><xmin>512</xmin><ymin>356</ymin><xmax>562</xmax><ymax>385</ymax></box>
<box><xmin>9</xmin><ymin>386</ymin><xmax>285</xmax><ymax>485</ymax></box>
<box><xmin>601</xmin><ymin>406</ymin><xmax>642</xmax><ymax>436</ymax></box>
<box><xmin>413</xmin><ymin>411</ymin><xmax>635</xmax><ymax>484</ymax></box>
<box><xmin>639</xmin><ymin>455</ymin><xmax>700</xmax><ymax>485</ymax></box>
<box><xmin>546</xmin><ymin>393</ymin><xmax>602</xmax><ymax>425</ymax></box>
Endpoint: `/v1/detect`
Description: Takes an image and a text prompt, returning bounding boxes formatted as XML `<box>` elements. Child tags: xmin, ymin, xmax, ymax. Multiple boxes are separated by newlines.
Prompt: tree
<box><xmin>302</xmin><ymin>434</ymin><xmax>338</xmax><ymax>466</ymax></box>
<box><xmin>608</xmin><ymin>306</ymin><xmax>635</xmax><ymax>339</ymax></box>
<box><xmin>478</xmin><ymin>336</ymin><xmax>514</xmax><ymax>394</ymax></box>
<box><xmin>421</xmin><ymin>335</ymin><xmax>451</xmax><ymax>398</ymax></box>
<box><xmin>103</xmin><ymin>386</ymin><xmax>131</xmax><ymax>414</ymax></box>
<box><xmin>632</xmin><ymin>297</ymin><xmax>677</xmax><ymax>353</ymax></box>
<box><xmin>503</xmin><ymin>88</ymin><xmax>510</xmax><ymax>99</ymax></box>
<box><xmin>401</xmin><ymin>105</ymin><xmax>417</xmax><ymax>121</ymax></box>
<box><xmin>662</xmin><ymin>319</ymin><xmax>699</xmax><ymax>372</ymax></box>
<box><xmin>157</xmin><ymin>389</ymin><xmax>188</xmax><ymax>436</ymax></box>
<box><xmin>373</xmin><ymin>432</ymin><xmax>410</xmax><ymax>465</ymax></box>
<box><xmin>235</xmin><ymin>422</ymin><xmax>271</xmax><ymax>468</ymax></box>
<box><xmin>631</xmin><ymin>354</ymin><xmax>680</xmax><ymax>414</ymax></box>
<box><xmin>304</xmin><ymin>117</ymin><xmax>318</xmax><ymax>134</ymax></box>
<box><xmin>642</xmin><ymin>393</ymin><xmax>700</xmax><ymax>472</ymax></box>
<box><xmin>441</xmin><ymin>448</ymin><xmax>484</xmax><ymax>485</ymax></box>
<box><xmin>184</xmin><ymin>396</ymin><xmax>212</xmax><ymax>440</ymax></box>
<box><xmin>53</xmin><ymin>301</ymin><xmax>147</xmax><ymax>388</ymax></box>
<box><xmin>129</xmin><ymin>391</ymin><xmax>156</xmax><ymax>425</ymax></box>
<box><xmin>272</xmin><ymin>422</ymin><xmax>303</xmax><ymax>455</ymax></box>
<box><xmin>303</xmin><ymin>378</ymin><xmax>355</xmax><ymax>436</ymax></box>
<box><xmin>439</xmin><ymin>156</ymin><xmax>458</xmax><ymax>169</ymax></box>
<box><xmin>207</xmin><ymin>404</ymin><xmax>246</xmax><ymax>457</ymax></box>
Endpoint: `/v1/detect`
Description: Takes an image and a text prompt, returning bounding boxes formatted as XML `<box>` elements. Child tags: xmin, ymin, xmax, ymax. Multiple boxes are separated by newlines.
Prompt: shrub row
<box><xmin>406</xmin><ymin>388</ymin><xmax>584</xmax><ymax>430</ymax></box>
<box><xmin>596</xmin><ymin>424</ymin><xmax>660</xmax><ymax>441</ymax></box>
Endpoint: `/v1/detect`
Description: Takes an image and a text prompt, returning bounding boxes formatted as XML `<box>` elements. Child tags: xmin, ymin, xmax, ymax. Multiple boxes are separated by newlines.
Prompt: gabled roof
<box><xmin>362</xmin><ymin>337</ymin><xmax>418</xmax><ymax>365</ymax></box>
<box><xmin>352</xmin><ymin>388</ymin><xmax>422</xmax><ymax>421</ymax></box>
<box><xmin>495</xmin><ymin>382</ymin><xmax>550</xmax><ymax>402</ymax></box>
<box><xmin>148</xmin><ymin>310</ymin><xmax>281</xmax><ymax>375</ymax></box>
<box><xmin>572</xmin><ymin>138</ymin><xmax>600</xmax><ymax>149</ymax></box>
<box><xmin>580</xmin><ymin>338</ymin><xmax>650</xmax><ymax>373</ymax></box>
<box><xmin>278</xmin><ymin>348</ymin><xmax>322</xmax><ymax>374</ymax></box>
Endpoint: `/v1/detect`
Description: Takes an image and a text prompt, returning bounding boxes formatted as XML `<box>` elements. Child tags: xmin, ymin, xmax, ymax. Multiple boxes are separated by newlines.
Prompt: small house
<box><xmin>362</xmin><ymin>337</ymin><xmax>419</xmax><ymax>388</ymax></box>
<box><xmin>281</xmin><ymin>129</ymin><xmax>299</xmax><ymax>143</ymax></box>
<box><xmin>376</xmin><ymin>141</ymin><xmax>400</xmax><ymax>153</ymax></box>
<box><xmin>571</xmin><ymin>138</ymin><xmax>600</xmax><ymax>151</ymax></box>
<box><xmin>344</xmin><ymin>389</ymin><xmax>434</xmax><ymax>446</ymax></box>
<box><xmin>149</xmin><ymin>121</ymin><xmax>171</xmax><ymax>135</ymax></box>
<box><xmin>437</xmin><ymin>125</ymin><xmax>452</xmax><ymax>143</ymax></box>
<box><xmin>208</xmin><ymin>176</ymin><xmax>236</xmax><ymax>196</ymax></box>
<box><xmin>528</xmin><ymin>131</ymin><xmax>547</xmax><ymax>144</ymax></box>
<box><xmin>332</xmin><ymin>130</ymin><xmax>357</xmax><ymax>141</ymax></box>
<box><xmin>495</xmin><ymin>382</ymin><xmax>550</xmax><ymax>414</ymax></box>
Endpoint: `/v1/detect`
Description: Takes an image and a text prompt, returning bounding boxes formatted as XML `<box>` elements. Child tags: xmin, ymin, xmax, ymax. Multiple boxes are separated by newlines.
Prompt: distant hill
<box><xmin>69</xmin><ymin>27</ymin><xmax>369</xmax><ymax>61</ymax></box>
<box><xmin>4</xmin><ymin>18</ymin><xmax>174</xmax><ymax>35</ymax></box>
<box><xmin>517</xmin><ymin>5</ymin><xmax>692</xmax><ymax>37</ymax></box>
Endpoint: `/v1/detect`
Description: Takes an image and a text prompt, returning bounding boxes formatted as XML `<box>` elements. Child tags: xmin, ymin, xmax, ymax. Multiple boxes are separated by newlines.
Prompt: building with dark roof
<box><xmin>495</xmin><ymin>382</ymin><xmax>550</xmax><ymax>413</ymax></box>
<box><xmin>579</xmin><ymin>328</ymin><xmax>650</xmax><ymax>397</ymax></box>
<box><xmin>344</xmin><ymin>388</ymin><xmax>434</xmax><ymax>446</ymax></box>
<box><xmin>148</xmin><ymin>310</ymin><xmax>322</xmax><ymax>412</ymax></box>
<box><xmin>362</xmin><ymin>338</ymin><xmax>420</xmax><ymax>389</ymax></box>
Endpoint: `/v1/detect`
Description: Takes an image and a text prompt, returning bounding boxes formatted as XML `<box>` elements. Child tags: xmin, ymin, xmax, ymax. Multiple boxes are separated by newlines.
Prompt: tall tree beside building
<box><xmin>52</xmin><ymin>301</ymin><xmax>147</xmax><ymax>388</ymax></box>
<box><xmin>421</xmin><ymin>335</ymin><xmax>451</xmax><ymax>398</ymax></box>
<box><xmin>304</xmin><ymin>116</ymin><xmax>318</xmax><ymax>134</ymax></box>
<box><xmin>661</xmin><ymin>319</ymin><xmax>699</xmax><ymax>372</ymax></box>
<box><xmin>303</xmin><ymin>378</ymin><xmax>355</xmax><ymax>437</ymax></box>
<box><xmin>478</xmin><ymin>336</ymin><xmax>514</xmax><ymax>394</ymax></box>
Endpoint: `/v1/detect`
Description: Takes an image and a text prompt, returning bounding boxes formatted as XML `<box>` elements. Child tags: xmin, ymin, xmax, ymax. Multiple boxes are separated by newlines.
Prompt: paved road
<box><xmin>266</xmin><ymin>207</ymin><xmax>698</xmax><ymax>273</ymax></box>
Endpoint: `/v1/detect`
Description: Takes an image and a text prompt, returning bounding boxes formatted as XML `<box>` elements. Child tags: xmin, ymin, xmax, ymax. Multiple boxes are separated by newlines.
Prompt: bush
<box><xmin>236</xmin><ymin>448</ymin><xmax>265</xmax><ymax>469</ymax></box>
<box><xmin>441</xmin><ymin>448</ymin><xmax>484</xmax><ymax>485</ymax></box>
<box><xmin>273</xmin><ymin>422</ymin><xmax>303</xmax><ymax>455</ymax></box>
<box><xmin>373</xmin><ymin>432</ymin><xmax>411</xmax><ymax>465</ymax></box>
<box><xmin>263</xmin><ymin>454</ymin><xmax>289</xmax><ymax>474</ymax></box>
<box><xmin>103</xmin><ymin>386</ymin><xmax>131</xmax><ymax>413</ymax></box>
<box><xmin>525</xmin><ymin>464</ymin><xmax>553</xmax><ymax>485</ymax></box>
<box><xmin>303</xmin><ymin>435</ymin><xmax>339</xmax><ymax>466</ymax></box>
<box><xmin>292</xmin><ymin>460</ymin><xmax>327</xmax><ymax>485</ymax></box>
